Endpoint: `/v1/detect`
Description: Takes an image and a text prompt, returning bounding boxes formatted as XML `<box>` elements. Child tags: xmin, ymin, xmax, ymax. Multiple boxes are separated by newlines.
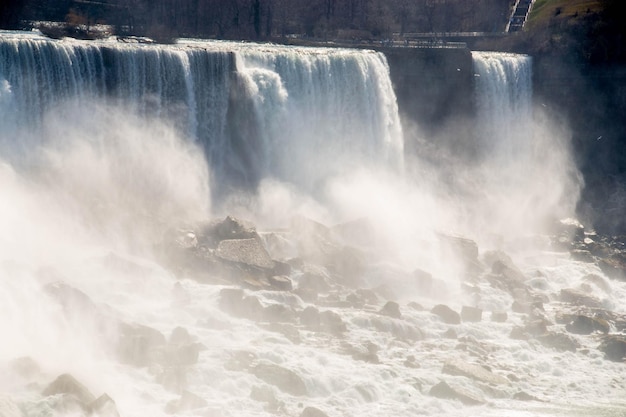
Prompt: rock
<box><xmin>268</xmin><ymin>275</ymin><xmax>293</xmax><ymax>291</ymax></box>
<box><xmin>582</xmin><ymin>274</ymin><xmax>611</xmax><ymax>293</ymax></box>
<box><xmin>491</xmin><ymin>311</ymin><xmax>508</xmax><ymax>322</ymax></box>
<box><xmin>431</xmin><ymin>304</ymin><xmax>461</xmax><ymax>325</ymax></box>
<box><xmin>370</xmin><ymin>316</ymin><xmax>424</xmax><ymax>341</ymax></box>
<box><xmin>443</xmin><ymin>328</ymin><xmax>457</xmax><ymax>339</ymax></box>
<box><xmin>598</xmin><ymin>335</ymin><xmax>626</xmax><ymax>361</ymax></box>
<box><xmin>461</xmin><ymin>306</ymin><xmax>482</xmax><ymax>322</ymax></box>
<box><xmin>429</xmin><ymin>381</ymin><xmax>485</xmax><ymax>405</ymax></box>
<box><xmin>42</xmin><ymin>374</ymin><xmax>96</xmax><ymax>406</ymax></box>
<box><xmin>250</xmin><ymin>362</ymin><xmax>307</xmax><ymax>396</ymax></box>
<box><xmin>208</xmin><ymin>215</ymin><xmax>259</xmax><ymax>243</ymax></box>
<box><xmin>224</xmin><ymin>350</ymin><xmax>257</xmax><ymax>371</ymax></box>
<box><xmin>216</xmin><ymin>238</ymin><xmax>275</xmax><ymax>271</ymax></box>
<box><xmin>263</xmin><ymin>303</ymin><xmax>297</xmax><ymax>323</ymax></box>
<box><xmin>165</xmin><ymin>390</ymin><xmax>208</xmax><ymax>414</ymax></box>
<box><xmin>169</xmin><ymin>327</ymin><xmax>193</xmax><ymax>345</ymax></box>
<box><xmin>332</xmin><ymin>217</ymin><xmax>376</xmax><ymax>247</ymax></box>
<box><xmin>219</xmin><ymin>288</ymin><xmax>264</xmax><ymax>319</ymax></box>
<box><xmin>442</xmin><ymin>358</ymin><xmax>508</xmax><ymax>385</ymax></box>
<box><xmin>513</xmin><ymin>391</ymin><xmax>542</xmax><ymax>401</ymax></box>
<box><xmin>117</xmin><ymin>322</ymin><xmax>167</xmax><ymax>366</ymax></box>
<box><xmin>413</xmin><ymin>269</ymin><xmax>447</xmax><ymax>297</ymax></box>
<box><xmin>300</xmin><ymin>406</ymin><xmax>330</xmax><ymax>417</ymax></box>
<box><xmin>559</xmin><ymin>288</ymin><xmax>603</xmax><ymax>308</ymax></box>
<box><xmin>300</xmin><ymin>306</ymin><xmax>321</xmax><ymax>328</ymax></box>
<box><xmin>536</xmin><ymin>332</ymin><xmax>579</xmax><ymax>352</ymax></box>
<box><xmin>598</xmin><ymin>252</ymin><xmax>626</xmax><ymax>281</ymax></box>
<box><xmin>570</xmin><ymin>249</ymin><xmax>595</xmax><ymax>262</ymax></box>
<box><xmin>379</xmin><ymin>301</ymin><xmax>402</xmax><ymax>319</ymax></box>
<box><xmin>327</xmin><ymin>246</ymin><xmax>367</xmax><ymax>287</ymax></box>
<box><xmin>155</xmin><ymin>367</ymin><xmax>187</xmax><ymax>393</ymax></box>
<box><xmin>291</xmin><ymin>216</ymin><xmax>339</xmax><ymax>263</ymax></box>
<box><xmin>89</xmin><ymin>393</ymin><xmax>120</xmax><ymax>417</ymax></box>
<box><xmin>165</xmin><ymin>342</ymin><xmax>202</xmax><ymax>366</ymax></box>
<box><xmin>44</xmin><ymin>281</ymin><xmax>98</xmax><ymax>315</ymax></box>
<box><xmin>319</xmin><ymin>310</ymin><xmax>347</xmax><ymax>335</ymax></box>
<box><xmin>565</xmin><ymin>315</ymin><xmax>610</xmax><ymax>335</ymax></box>
<box><xmin>298</xmin><ymin>271</ymin><xmax>331</xmax><ymax>294</ymax></box>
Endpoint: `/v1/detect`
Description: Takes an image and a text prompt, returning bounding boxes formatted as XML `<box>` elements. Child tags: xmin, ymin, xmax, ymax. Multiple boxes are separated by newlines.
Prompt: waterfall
<box><xmin>472</xmin><ymin>51</ymin><xmax>532</xmax><ymax>160</ymax></box>
<box><xmin>0</xmin><ymin>32</ymin><xmax>403</xmax><ymax>195</ymax></box>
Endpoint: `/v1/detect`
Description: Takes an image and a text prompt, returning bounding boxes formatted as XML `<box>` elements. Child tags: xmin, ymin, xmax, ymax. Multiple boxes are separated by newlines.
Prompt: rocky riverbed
<box><xmin>2</xmin><ymin>215</ymin><xmax>626</xmax><ymax>417</ymax></box>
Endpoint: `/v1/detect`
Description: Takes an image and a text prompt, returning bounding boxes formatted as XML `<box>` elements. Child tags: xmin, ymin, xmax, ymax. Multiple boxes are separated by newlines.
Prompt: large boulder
<box><xmin>559</xmin><ymin>288</ymin><xmax>603</xmax><ymax>308</ymax></box>
<box><xmin>431</xmin><ymin>304</ymin><xmax>461</xmax><ymax>325</ymax></box>
<box><xmin>42</xmin><ymin>374</ymin><xmax>96</xmax><ymax>405</ymax></box>
<box><xmin>598</xmin><ymin>252</ymin><xmax>626</xmax><ymax>281</ymax></box>
<box><xmin>461</xmin><ymin>306</ymin><xmax>482</xmax><ymax>322</ymax></box>
<box><xmin>117</xmin><ymin>322</ymin><xmax>167</xmax><ymax>367</ymax></box>
<box><xmin>565</xmin><ymin>315</ymin><xmax>610</xmax><ymax>335</ymax></box>
<box><xmin>598</xmin><ymin>335</ymin><xmax>626</xmax><ymax>362</ymax></box>
<box><xmin>429</xmin><ymin>381</ymin><xmax>485</xmax><ymax>405</ymax></box>
<box><xmin>250</xmin><ymin>362</ymin><xmax>307</xmax><ymax>396</ymax></box>
<box><xmin>216</xmin><ymin>238</ymin><xmax>276</xmax><ymax>271</ymax></box>
<box><xmin>442</xmin><ymin>358</ymin><xmax>508</xmax><ymax>385</ymax></box>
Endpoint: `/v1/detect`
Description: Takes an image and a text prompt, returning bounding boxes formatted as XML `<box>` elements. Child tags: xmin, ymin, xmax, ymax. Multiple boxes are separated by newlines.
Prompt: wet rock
<box><xmin>442</xmin><ymin>358</ymin><xmax>508</xmax><ymax>385</ymax></box>
<box><xmin>117</xmin><ymin>322</ymin><xmax>167</xmax><ymax>366</ymax></box>
<box><xmin>155</xmin><ymin>366</ymin><xmax>187</xmax><ymax>393</ymax></box>
<box><xmin>598</xmin><ymin>335</ymin><xmax>626</xmax><ymax>361</ymax></box>
<box><xmin>250</xmin><ymin>362</ymin><xmax>307</xmax><ymax>396</ymax></box>
<box><xmin>261</xmin><ymin>323</ymin><xmax>301</xmax><ymax>344</ymax></box>
<box><xmin>219</xmin><ymin>288</ymin><xmax>264</xmax><ymax>319</ymax></box>
<box><xmin>327</xmin><ymin>246</ymin><xmax>367</xmax><ymax>287</ymax></box>
<box><xmin>598</xmin><ymin>252</ymin><xmax>626</xmax><ymax>281</ymax></box>
<box><xmin>370</xmin><ymin>316</ymin><xmax>424</xmax><ymax>341</ymax></box>
<box><xmin>332</xmin><ymin>217</ymin><xmax>376</xmax><ymax>247</ymax></box>
<box><xmin>44</xmin><ymin>281</ymin><xmax>98</xmax><ymax>315</ymax></box>
<box><xmin>263</xmin><ymin>303</ymin><xmax>297</xmax><ymax>323</ymax></box>
<box><xmin>300</xmin><ymin>406</ymin><xmax>330</xmax><ymax>417</ymax></box>
<box><xmin>443</xmin><ymin>328</ymin><xmax>458</xmax><ymax>339</ymax></box>
<box><xmin>300</xmin><ymin>306</ymin><xmax>321</xmax><ymax>329</ymax></box>
<box><xmin>565</xmin><ymin>315</ymin><xmax>610</xmax><ymax>335</ymax></box>
<box><xmin>431</xmin><ymin>304</ymin><xmax>461</xmax><ymax>324</ymax></box>
<box><xmin>206</xmin><ymin>215</ymin><xmax>259</xmax><ymax>243</ymax></box>
<box><xmin>298</xmin><ymin>271</ymin><xmax>331</xmax><ymax>294</ymax></box>
<box><xmin>582</xmin><ymin>274</ymin><xmax>611</xmax><ymax>293</ymax></box>
<box><xmin>413</xmin><ymin>269</ymin><xmax>447</xmax><ymax>297</ymax></box>
<box><xmin>169</xmin><ymin>327</ymin><xmax>193</xmax><ymax>345</ymax></box>
<box><xmin>165</xmin><ymin>390</ymin><xmax>208</xmax><ymax>414</ymax></box>
<box><xmin>319</xmin><ymin>310</ymin><xmax>347</xmax><ymax>335</ymax></box>
<box><xmin>513</xmin><ymin>391</ymin><xmax>543</xmax><ymax>401</ymax></box>
<box><xmin>224</xmin><ymin>351</ymin><xmax>257</xmax><ymax>371</ymax></box>
<box><xmin>379</xmin><ymin>301</ymin><xmax>402</xmax><ymax>319</ymax></box>
<box><xmin>461</xmin><ymin>306</ymin><xmax>482</xmax><ymax>322</ymax></box>
<box><xmin>42</xmin><ymin>373</ymin><xmax>96</xmax><ymax>406</ymax></box>
<box><xmin>491</xmin><ymin>311</ymin><xmax>508</xmax><ymax>322</ymax></box>
<box><xmin>268</xmin><ymin>275</ymin><xmax>293</xmax><ymax>291</ymax></box>
<box><xmin>559</xmin><ymin>288</ymin><xmax>603</xmax><ymax>308</ymax></box>
<box><xmin>536</xmin><ymin>332</ymin><xmax>579</xmax><ymax>352</ymax></box>
<box><xmin>291</xmin><ymin>216</ymin><xmax>339</xmax><ymax>263</ymax></box>
<box><xmin>570</xmin><ymin>249</ymin><xmax>595</xmax><ymax>262</ymax></box>
<box><xmin>429</xmin><ymin>381</ymin><xmax>485</xmax><ymax>405</ymax></box>
<box><xmin>216</xmin><ymin>238</ymin><xmax>275</xmax><ymax>271</ymax></box>
<box><xmin>344</xmin><ymin>341</ymin><xmax>380</xmax><ymax>364</ymax></box>
<box><xmin>250</xmin><ymin>385</ymin><xmax>282</xmax><ymax>412</ymax></box>
<box><xmin>90</xmin><ymin>393</ymin><xmax>120</xmax><ymax>417</ymax></box>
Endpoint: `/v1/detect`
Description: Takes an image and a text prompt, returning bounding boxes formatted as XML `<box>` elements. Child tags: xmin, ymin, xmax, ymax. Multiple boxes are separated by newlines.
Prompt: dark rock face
<box><xmin>559</xmin><ymin>288</ymin><xmax>603</xmax><ymax>308</ymax></box>
<box><xmin>431</xmin><ymin>304</ymin><xmax>461</xmax><ymax>325</ymax></box>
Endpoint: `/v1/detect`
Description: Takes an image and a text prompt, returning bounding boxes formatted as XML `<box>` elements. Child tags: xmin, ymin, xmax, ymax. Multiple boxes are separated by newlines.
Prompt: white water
<box><xmin>0</xmin><ymin>31</ymin><xmax>625</xmax><ymax>417</ymax></box>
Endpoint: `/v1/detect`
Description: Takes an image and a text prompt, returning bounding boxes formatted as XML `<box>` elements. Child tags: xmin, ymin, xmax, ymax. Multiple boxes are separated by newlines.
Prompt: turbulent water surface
<box><xmin>0</xmin><ymin>31</ymin><xmax>625</xmax><ymax>417</ymax></box>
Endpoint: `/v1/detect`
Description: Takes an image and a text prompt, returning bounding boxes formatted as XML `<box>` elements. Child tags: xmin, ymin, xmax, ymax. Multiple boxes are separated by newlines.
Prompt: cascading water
<box><xmin>0</xmin><ymin>32</ymin><xmax>402</xmax><ymax>195</ymax></box>
<box><xmin>0</xmin><ymin>31</ymin><xmax>625</xmax><ymax>417</ymax></box>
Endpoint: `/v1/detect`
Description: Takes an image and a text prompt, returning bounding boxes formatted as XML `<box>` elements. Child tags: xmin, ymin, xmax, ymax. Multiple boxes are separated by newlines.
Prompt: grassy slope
<box><xmin>526</xmin><ymin>0</ymin><xmax>603</xmax><ymax>30</ymax></box>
